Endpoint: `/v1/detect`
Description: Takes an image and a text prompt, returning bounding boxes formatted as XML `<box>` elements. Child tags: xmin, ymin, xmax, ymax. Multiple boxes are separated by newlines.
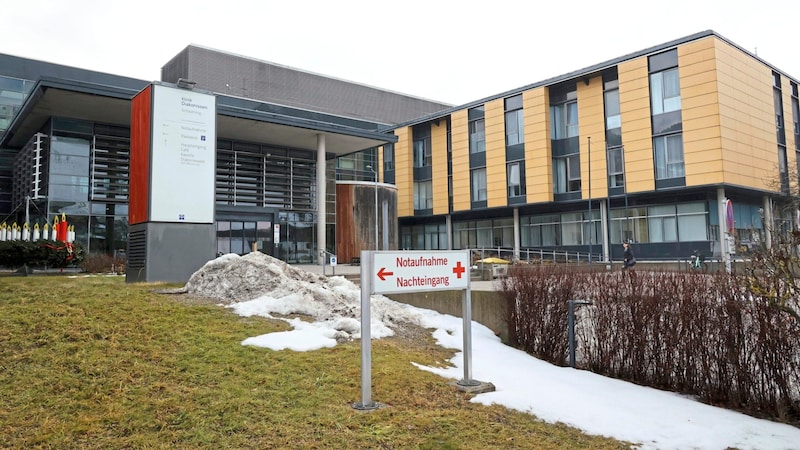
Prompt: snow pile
<box><xmin>184</xmin><ymin>252</ymin><xmax>425</xmax><ymax>343</ymax></box>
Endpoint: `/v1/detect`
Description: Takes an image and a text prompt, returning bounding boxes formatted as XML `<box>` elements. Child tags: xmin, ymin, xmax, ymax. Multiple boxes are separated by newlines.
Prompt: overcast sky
<box><xmin>3</xmin><ymin>0</ymin><xmax>799</xmax><ymax>106</ymax></box>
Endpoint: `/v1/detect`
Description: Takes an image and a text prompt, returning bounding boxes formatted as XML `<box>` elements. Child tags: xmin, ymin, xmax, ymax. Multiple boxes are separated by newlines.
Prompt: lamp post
<box><xmin>366</xmin><ymin>165</ymin><xmax>378</xmax><ymax>250</ymax></box>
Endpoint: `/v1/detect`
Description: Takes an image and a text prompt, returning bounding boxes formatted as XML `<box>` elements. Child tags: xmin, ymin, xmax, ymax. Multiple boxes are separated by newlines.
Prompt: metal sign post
<box><xmin>353</xmin><ymin>250</ymin><xmax>493</xmax><ymax>410</ymax></box>
<box><xmin>353</xmin><ymin>250</ymin><xmax>378</xmax><ymax>410</ymax></box>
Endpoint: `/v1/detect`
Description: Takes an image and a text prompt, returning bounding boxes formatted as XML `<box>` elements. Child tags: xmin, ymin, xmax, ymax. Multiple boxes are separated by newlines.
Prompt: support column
<box><xmin>513</xmin><ymin>208</ymin><xmax>520</xmax><ymax>262</ymax></box>
<box><xmin>600</xmin><ymin>199</ymin><xmax>609</xmax><ymax>262</ymax></box>
<box><xmin>317</xmin><ymin>134</ymin><xmax>327</xmax><ymax>265</ymax></box>
<box><xmin>716</xmin><ymin>187</ymin><xmax>730</xmax><ymax>273</ymax></box>
<box><xmin>763</xmin><ymin>195</ymin><xmax>773</xmax><ymax>249</ymax></box>
<box><xmin>446</xmin><ymin>215</ymin><xmax>453</xmax><ymax>250</ymax></box>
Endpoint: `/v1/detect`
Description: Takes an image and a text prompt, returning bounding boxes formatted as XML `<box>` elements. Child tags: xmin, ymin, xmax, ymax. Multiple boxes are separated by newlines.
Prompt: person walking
<box><xmin>622</xmin><ymin>241</ymin><xmax>636</xmax><ymax>270</ymax></box>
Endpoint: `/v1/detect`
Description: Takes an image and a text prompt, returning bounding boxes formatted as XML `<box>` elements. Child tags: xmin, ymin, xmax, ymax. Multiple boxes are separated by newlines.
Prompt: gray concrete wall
<box><xmin>126</xmin><ymin>222</ymin><xmax>216</xmax><ymax>284</ymax></box>
<box><xmin>385</xmin><ymin>290</ymin><xmax>509</xmax><ymax>343</ymax></box>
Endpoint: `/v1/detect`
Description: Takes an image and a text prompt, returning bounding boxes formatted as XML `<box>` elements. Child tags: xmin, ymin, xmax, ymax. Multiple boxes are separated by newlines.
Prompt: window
<box><xmin>471</xmin><ymin>168</ymin><xmax>487</xmax><ymax>202</ymax></box>
<box><xmin>604</xmin><ymin>89</ymin><xmax>621</xmax><ymax>129</ymax></box>
<box><xmin>650</xmin><ymin>68</ymin><xmax>681</xmax><ymax>115</ymax></box>
<box><xmin>553</xmin><ymin>154</ymin><xmax>581</xmax><ymax>193</ymax></box>
<box><xmin>774</xmin><ymin>87</ymin><xmax>784</xmax><ymax>130</ymax></box>
<box><xmin>551</xmin><ymin>101</ymin><xmax>578</xmax><ymax>139</ymax></box>
<box><xmin>413</xmin><ymin>180</ymin><xmax>432</xmax><ymax>210</ymax></box>
<box><xmin>653</xmin><ymin>134</ymin><xmax>684</xmax><ymax>179</ymax></box>
<box><xmin>507</xmin><ymin>161</ymin><xmax>525</xmax><ymax>197</ymax></box>
<box><xmin>383</xmin><ymin>144</ymin><xmax>394</xmax><ymax>171</ymax></box>
<box><xmin>607</xmin><ymin>145</ymin><xmax>624</xmax><ymax>188</ymax></box>
<box><xmin>469</xmin><ymin>119</ymin><xmax>485</xmax><ymax>154</ymax></box>
<box><xmin>521</xmin><ymin>214</ymin><xmax>560</xmax><ymax>247</ymax></box>
<box><xmin>648</xmin><ymin>205</ymin><xmax>678</xmax><ymax>242</ymax></box>
<box><xmin>413</xmin><ymin>137</ymin><xmax>431</xmax><ymax>168</ymax></box>
<box><xmin>792</xmin><ymin>82</ymin><xmax>799</xmax><ymax>139</ymax></box>
<box><xmin>505</xmin><ymin>94</ymin><xmax>524</xmax><ymax>146</ymax></box>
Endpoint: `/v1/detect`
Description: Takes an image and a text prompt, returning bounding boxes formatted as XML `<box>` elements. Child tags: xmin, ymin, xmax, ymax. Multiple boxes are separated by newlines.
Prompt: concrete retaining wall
<box><xmin>385</xmin><ymin>290</ymin><xmax>509</xmax><ymax>343</ymax></box>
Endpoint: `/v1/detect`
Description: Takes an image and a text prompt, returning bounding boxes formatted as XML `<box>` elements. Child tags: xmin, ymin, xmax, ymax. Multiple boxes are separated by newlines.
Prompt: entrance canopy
<box><xmin>1</xmin><ymin>77</ymin><xmax>397</xmax><ymax>155</ymax></box>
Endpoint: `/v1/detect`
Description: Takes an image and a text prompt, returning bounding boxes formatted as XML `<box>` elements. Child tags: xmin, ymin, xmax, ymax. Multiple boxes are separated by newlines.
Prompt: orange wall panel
<box><xmin>431</xmin><ymin>120</ymin><xmax>449</xmax><ymax>215</ymax></box>
<box><xmin>451</xmin><ymin>110</ymin><xmax>471</xmax><ymax>212</ymax></box>
<box><xmin>523</xmin><ymin>87</ymin><xmax>552</xmax><ymax>203</ymax></box>
<box><xmin>713</xmin><ymin>37</ymin><xmax>777</xmax><ymax>190</ymax></box>
<box><xmin>577</xmin><ymin>75</ymin><xmax>608</xmax><ymax>199</ymax></box>
<box><xmin>394</xmin><ymin>127</ymin><xmax>414</xmax><ymax>217</ymax></box>
<box><xmin>618</xmin><ymin>58</ymin><xmax>654</xmax><ymax>193</ymax></box>
<box><xmin>485</xmin><ymin>98</ymin><xmax>507</xmax><ymax>208</ymax></box>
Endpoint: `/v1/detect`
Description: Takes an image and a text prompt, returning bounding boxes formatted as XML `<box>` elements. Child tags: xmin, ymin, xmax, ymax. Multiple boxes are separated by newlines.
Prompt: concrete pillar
<box><xmin>763</xmin><ymin>195</ymin><xmax>773</xmax><ymax>249</ymax></box>
<box><xmin>316</xmin><ymin>134</ymin><xmax>326</xmax><ymax>265</ymax></box>
<box><xmin>513</xmin><ymin>208</ymin><xmax>520</xmax><ymax>262</ymax></box>
<box><xmin>716</xmin><ymin>187</ymin><xmax>730</xmax><ymax>273</ymax></box>
<box><xmin>600</xmin><ymin>199</ymin><xmax>609</xmax><ymax>262</ymax></box>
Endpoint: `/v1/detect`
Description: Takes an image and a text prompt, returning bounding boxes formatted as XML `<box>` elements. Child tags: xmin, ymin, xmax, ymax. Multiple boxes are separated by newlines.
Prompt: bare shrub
<box><xmin>501</xmin><ymin>266</ymin><xmax>800</xmax><ymax>426</ymax></box>
<box><xmin>79</xmin><ymin>253</ymin><xmax>126</xmax><ymax>274</ymax></box>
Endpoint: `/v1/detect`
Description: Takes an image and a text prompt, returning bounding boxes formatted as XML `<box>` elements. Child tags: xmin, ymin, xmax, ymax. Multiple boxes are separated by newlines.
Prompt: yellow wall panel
<box><xmin>713</xmin><ymin>37</ymin><xmax>777</xmax><ymax>191</ymax></box>
<box><xmin>451</xmin><ymin>109</ymin><xmax>471</xmax><ymax>211</ymax></box>
<box><xmin>577</xmin><ymin>75</ymin><xmax>608</xmax><ymax>199</ymax></box>
<box><xmin>618</xmin><ymin>57</ymin><xmax>654</xmax><ymax>193</ymax></box>
<box><xmin>523</xmin><ymin>87</ymin><xmax>553</xmax><ymax>203</ymax></box>
<box><xmin>394</xmin><ymin>127</ymin><xmax>414</xmax><ymax>217</ymax></box>
<box><xmin>679</xmin><ymin>34</ymin><xmax>722</xmax><ymax>188</ymax></box>
<box><xmin>485</xmin><ymin>98</ymin><xmax>507</xmax><ymax>208</ymax></box>
<box><xmin>431</xmin><ymin>120</ymin><xmax>449</xmax><ymax>215</ymax></box>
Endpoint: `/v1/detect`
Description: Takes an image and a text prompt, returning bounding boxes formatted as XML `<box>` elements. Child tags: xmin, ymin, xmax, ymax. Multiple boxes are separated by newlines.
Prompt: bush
<box><xmin>79</xmin><ymin>253</ymin><xmax>126</xmax><ymax>274</ymax></box>
<box><xmin>0</xmin><ymin>240</ymin><xmax>85</xmax><ymax>269</ymax></box>
<box><xmin>499</xmin><ymin>266</ymin><xmax>800</xmax><ymax>426</ymax></box>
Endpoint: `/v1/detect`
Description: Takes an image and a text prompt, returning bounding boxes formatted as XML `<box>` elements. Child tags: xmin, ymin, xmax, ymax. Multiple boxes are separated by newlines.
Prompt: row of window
<box><xmin>407</xmin><ymin>49</ymin><xmax>698</xmax><ymax>211</ymax></box>
<box><xmin>400</xmin><ymin>201</ymin><xmax>713</xmax><ymax>252</ymax></box>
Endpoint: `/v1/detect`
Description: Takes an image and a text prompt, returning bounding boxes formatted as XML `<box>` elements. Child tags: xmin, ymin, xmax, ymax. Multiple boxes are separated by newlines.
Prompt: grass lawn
<box><xmin>0</xmin><ymin>275</ymin><xmax>630</xmax><ymax>449</ymax></box>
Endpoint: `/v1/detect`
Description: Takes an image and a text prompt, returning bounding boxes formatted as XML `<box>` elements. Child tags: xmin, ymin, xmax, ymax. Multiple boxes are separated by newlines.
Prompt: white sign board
<box><xmin>149</xmin><ymin>84</ymin><xmax>216</xmax><ymax>223</ymax></box>
<box><xmin>371</xmin><ymin>250</ymin><xmax>470</xmax><ymax>294</ymax></box>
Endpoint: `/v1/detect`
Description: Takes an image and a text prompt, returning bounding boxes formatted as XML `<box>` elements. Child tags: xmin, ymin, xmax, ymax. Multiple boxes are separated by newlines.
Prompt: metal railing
<box><xmin>469</xmin><ymin>247</ymin><xmax>605</xmax><ymax>265</ymax></box>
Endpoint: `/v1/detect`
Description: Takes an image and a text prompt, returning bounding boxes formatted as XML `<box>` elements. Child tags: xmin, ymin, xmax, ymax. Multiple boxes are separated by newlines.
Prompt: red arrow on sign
<box><xmin>377</xmin><ymin>267</ymin><xmax>394</xmax><ymax>281</ymax></box>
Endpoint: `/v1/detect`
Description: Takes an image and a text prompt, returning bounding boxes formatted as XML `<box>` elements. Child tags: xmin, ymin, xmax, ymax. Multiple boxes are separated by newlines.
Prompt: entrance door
<box><xmin>216</xmin><ymin>219</ymin><xmax>274</xmax><ymax>256</ymax></box>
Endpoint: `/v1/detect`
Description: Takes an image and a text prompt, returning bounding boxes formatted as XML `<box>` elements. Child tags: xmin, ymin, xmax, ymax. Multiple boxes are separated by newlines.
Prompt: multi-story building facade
<box><xmin>1</xmin><ymin>30</ymin><xmax>797</xmax><ymax>267</ymax></box>
<box><xmin>385</xmin><ymin>30</ymin><xmax>798</xmax><ymax>262</ymax></box>
<box><xmin>0</xmin><ymin>48</ymin><xmax>449</xmax><ymax>266</ymax></box>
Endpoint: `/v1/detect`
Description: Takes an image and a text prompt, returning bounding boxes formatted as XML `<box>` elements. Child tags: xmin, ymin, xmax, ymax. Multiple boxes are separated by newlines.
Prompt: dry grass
<box><xmin>0</xmin><ymin>274</ymin><xmax>631</xmax><ymax>449</ymax></box>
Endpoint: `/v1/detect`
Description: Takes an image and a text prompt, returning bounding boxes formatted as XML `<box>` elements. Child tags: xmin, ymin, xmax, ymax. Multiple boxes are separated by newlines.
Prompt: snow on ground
<box><xmin>184</xmin><ymin>252</ymin><xmax>800</xmax><ymax>450</ymax></box>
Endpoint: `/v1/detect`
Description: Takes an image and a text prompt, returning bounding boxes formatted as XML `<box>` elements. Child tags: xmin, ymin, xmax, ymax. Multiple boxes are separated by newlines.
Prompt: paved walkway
<box><xmin>292</xmin><ymin>263</ymin><xmax>500</xmax><ymax>291</ymax></box>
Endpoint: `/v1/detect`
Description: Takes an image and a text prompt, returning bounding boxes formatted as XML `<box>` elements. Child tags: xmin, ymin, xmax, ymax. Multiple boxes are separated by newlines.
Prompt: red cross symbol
<box><xmin>452</xmin><ymin>261</ymin><xmax>466</xmax><ymax>278</ymax></box>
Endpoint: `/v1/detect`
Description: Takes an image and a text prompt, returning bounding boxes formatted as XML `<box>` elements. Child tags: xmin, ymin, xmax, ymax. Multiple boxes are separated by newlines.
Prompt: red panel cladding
<box><xmin>129</xmin><ymin>85</ymin><xmax>152</xmax><ymax>224</ymax></box>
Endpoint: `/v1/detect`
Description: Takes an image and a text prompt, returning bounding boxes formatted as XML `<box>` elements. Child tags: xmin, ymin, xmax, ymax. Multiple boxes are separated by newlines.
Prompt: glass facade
<box><xmin>0</xmin><ymin>75</ymin><xmax>35</xmax><ymax>133</ymax></box>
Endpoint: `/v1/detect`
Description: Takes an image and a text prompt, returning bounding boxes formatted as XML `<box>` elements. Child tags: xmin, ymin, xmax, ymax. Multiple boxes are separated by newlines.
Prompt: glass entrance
<box><xmin>216</xmin><ymin>220</ymin><xmax>274</xmax><ymax>256</ymax></box>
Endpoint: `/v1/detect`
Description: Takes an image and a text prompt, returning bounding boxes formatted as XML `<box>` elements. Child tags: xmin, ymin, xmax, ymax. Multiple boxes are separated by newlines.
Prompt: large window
<box><xmin>0</xmin><ymin>75</ymin><xmax>35</xmax><ymax>133</ymax></box>
<box><xmin>469</xmin><ymin>106</ymin><xmax>486</xmax><ymax>154</ymax></box>
<box><xmin>400</xmin><ymin>223</ymin><xmax>448</xmax><ymax>250</ymax></box>
<box><xmin>413</xmin><ymin>180</ymin><xmax>432</xmax><ymax>210</ymax></box>
<box><xmin>383</xmin><ymin>144</ymin><xmax>394</xmax><ymax>171</ymax></box>
<box><xmin>413</xmin><ymin>137</ymin><xmax>431</xmax><ymax>168</ymax></box>
<box><xmin>653</xmin><ymin>134</ymin><xmax>685</xmax><ymax>180</ymax></box>
<box><xmin>507</xmin><ymin>161</ymin><xmax>525</xmax><ymax>197</ymax></box>
<box><xmin>610</xmin><ymin>202</ymin><xmax>707</xmax><ymax>244</ymax></box>
<box><xmin>560</xmin><ymin>212</ymin><xmax>601</xmax><ymax>246</ymax></box>
<box><xmin>49</xmin><ymin>135</ymin><xmax>91</xmax><ymax>202</ymax></box>
<box><xmin>550</xmin><ymin>101</ymin><xmax>578</xmax><ymax>139</ymax></box>
<box><xmin>650</xmin><ymin>68</ymin><xmax>681</xmax><ymax>115</ymax></box>
<box><xmin>453</xmin><ymin>218</ymin><xmax>513</xmax><ymax>250</ymax></box>
<box><xmin>607</xmin><ymin>145</ymin><xmax>624</xmax><ymax>188</ymax></box>
<box><xmin>604</xmin><ymin>88</ymin><xmax>621</xmax><ymax>130</ymax></box>
<box><xmin>471</xmin><ymin>168</ymin><xmax>487</xmax><ymax>202</ymax></box>
<box><xmin>521</xmin><ymin>214</ymin><xmax>560</xmax><ymax>247</ymax></box>
<box><xmin>505</xmin><ymin>94</ymin><xmax>524</xmax><ymax>146</ymax></box>
<box><xmin>553</xmin><ymin>154</ymin><xmax>581</xmax><ymax>193</ymax></box>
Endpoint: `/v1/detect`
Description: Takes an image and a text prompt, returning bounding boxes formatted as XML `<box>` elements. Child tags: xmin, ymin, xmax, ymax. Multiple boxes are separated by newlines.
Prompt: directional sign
<box><xmin>371</xmin><ymin>250</ymin><xmax>470</xmax><ymax>294</ymax></box>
